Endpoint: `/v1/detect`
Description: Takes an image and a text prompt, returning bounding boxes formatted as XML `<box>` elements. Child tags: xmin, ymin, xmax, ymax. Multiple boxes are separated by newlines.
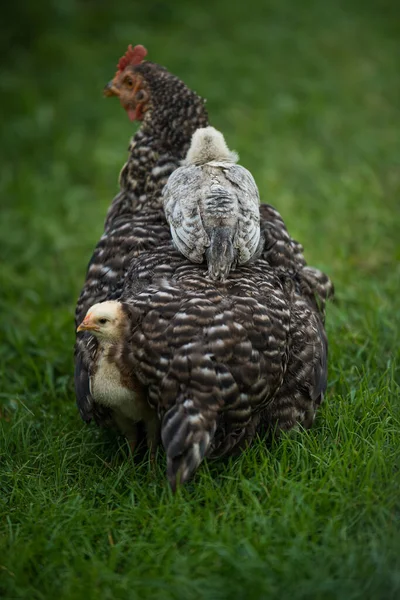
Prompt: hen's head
<box><xmin>104</xmin><ymin>44</ymin><xmax>208</xmax><ymax>131</ymax></box>
<box><xmin>104</xmin><ymin>45</ymin><xmax>150</xmax><ymax>122</ymax></box>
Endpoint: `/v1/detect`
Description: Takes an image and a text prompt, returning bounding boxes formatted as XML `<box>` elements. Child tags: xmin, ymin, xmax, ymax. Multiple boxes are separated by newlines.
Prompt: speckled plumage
<box><xmin>74</xmin><ymin>51</ymin><xmax>333</xmax><ymax>488</ymax></box>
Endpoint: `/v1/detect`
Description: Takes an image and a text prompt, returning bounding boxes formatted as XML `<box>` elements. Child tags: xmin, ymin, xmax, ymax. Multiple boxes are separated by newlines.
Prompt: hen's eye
<box><xmin>125</xmin><ymin>78</ymin><xmax>134</xmax><ymax>88</ymax></box>
<box><xmin>98</xmin><ymin>318</ymin><xmax>108</xmax><ymax>325</ymax></box>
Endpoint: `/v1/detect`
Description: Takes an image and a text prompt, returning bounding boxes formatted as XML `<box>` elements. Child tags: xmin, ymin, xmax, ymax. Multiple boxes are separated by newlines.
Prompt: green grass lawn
<box><xmin>1</xmin><ymin>0</ymin><xmax>399</xmax><ymax>598</ymax></box>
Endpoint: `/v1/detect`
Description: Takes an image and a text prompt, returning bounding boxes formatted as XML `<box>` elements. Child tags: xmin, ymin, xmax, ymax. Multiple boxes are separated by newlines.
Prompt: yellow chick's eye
<box><xmin>98</xmin><ymin>318</ymin><xmax>108</xmax><ymax>325</ymax></box>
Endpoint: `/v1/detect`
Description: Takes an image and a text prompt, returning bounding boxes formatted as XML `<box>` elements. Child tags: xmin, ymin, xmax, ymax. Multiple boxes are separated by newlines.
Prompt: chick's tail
<box><xmin>206</xmin><ymin>226</ymin><xmax>235</xmax><ymax>281</ymax></box>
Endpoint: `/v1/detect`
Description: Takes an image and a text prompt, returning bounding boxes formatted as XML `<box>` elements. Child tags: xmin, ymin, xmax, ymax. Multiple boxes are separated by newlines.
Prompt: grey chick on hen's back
<box><xmin>162</xmin><ymin>127</ymin><xmax>262</xmax><ymax>281</ymax></box>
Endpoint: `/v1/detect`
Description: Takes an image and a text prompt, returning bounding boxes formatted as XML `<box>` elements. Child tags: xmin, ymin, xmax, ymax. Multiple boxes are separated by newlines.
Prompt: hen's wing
<box><xmin>75</xmin><ymin>192</ymin><xmax>171</xmax><ymax>326</ymax></box>
<box><xmin>221</xmin><ymin>164</ymin><xmax>261</xmax><ymax>264</ymax></box>
<box><xmin>258</xmin><ymin>204</ymin><xmax>334</xmax><ymax>318</ymax></box>
<box><xmin>162</xmin><ymin>165</ymin><xmax>210</xmax><ymax>263</ymax></box>
<box><xmin>262</xmin><ymin>286</ymin><xmax>328</xmax><ymax>433</ymax></box>
<box><xmin>259</xmin><ymin>204</ymin><xmax>306</xmax><ymax>272</ymax></box>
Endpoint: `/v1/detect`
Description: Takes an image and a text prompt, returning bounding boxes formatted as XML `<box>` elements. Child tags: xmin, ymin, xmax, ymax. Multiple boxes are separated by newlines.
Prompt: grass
<box><xmin>1</xmin><ymin>0</ymin><xmax>399</xmax><ymax>598</ymax></box>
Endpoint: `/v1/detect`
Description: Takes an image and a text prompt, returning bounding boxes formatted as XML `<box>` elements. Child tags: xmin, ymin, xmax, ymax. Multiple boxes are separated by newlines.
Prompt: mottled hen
<box><xmin>163</xmin><ymin>126</ymin><xmax>262</xmax><ymax>280</ymax></box>
<box><xmin>75</xmin><ymin>44</ymin><xmax>333</xmax><ymax>482</ymax></box>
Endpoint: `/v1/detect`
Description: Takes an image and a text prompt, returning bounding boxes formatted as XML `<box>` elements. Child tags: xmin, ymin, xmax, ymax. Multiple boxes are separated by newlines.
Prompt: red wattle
<box><xmin>127</xmin><ymin>108</ymin><xmax>137</xmax><ymax>121</ymax></box>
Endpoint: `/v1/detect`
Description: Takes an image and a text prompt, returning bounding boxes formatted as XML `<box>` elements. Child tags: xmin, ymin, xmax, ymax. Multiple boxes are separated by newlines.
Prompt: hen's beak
<box><xmin>77</xmin><ymin>317</ymin><xmax>99</xmax><ymax>333</ymax></box>
<box><xmin>104</xmin><ymin>81</ymin><xmax>120</xmax><ymax>97</ymax></box>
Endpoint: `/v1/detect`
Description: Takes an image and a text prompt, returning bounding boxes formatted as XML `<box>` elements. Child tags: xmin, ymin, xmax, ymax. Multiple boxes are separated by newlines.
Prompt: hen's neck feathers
<box><xmin>113</xmin><ymin>66</ymin><xmax>209</xmax><ymax>216</ymax></box>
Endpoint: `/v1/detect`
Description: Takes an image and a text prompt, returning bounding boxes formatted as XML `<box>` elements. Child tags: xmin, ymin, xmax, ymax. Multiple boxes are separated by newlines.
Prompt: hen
<box><xmin>75</xmin><ymin>44</ymin><xmax>333</xmax><ymax>482</ymax></box>
<box><xmin>163</xmin><ymin>126</ymin><xmax>262</xmax><ymax>280</ymax></box>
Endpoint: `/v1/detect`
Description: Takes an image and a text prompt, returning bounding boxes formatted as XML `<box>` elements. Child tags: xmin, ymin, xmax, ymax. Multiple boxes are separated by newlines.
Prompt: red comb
<box><xmin>116</xmin><ymin>44</ymin><xmax>148</xmax><ymax>74</ymax></box>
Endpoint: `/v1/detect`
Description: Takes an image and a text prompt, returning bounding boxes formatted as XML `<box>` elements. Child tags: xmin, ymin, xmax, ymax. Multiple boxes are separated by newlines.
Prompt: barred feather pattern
<box><xmin>115</xmin><ymin>242</ymin><xmax>329</xmax><ymax>488</ymax></box>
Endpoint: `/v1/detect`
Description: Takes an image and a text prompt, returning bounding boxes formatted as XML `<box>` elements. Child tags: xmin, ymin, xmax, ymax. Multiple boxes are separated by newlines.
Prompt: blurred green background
<box><xmin>1</xmin><ymin>1</ymin><xmax>399</xmax><ymax>598</ymax></box>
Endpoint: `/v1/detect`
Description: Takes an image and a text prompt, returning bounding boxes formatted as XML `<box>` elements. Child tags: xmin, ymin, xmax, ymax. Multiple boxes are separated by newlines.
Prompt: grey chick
<box><xmin>162</xmin><ymin>126</ymin><xmax>262</xmax><ymax>281</ymax></box>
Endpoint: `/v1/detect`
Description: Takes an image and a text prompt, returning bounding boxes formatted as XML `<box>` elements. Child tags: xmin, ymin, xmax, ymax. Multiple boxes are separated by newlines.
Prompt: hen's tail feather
<box><xmin>162</xmin><ymin>395</ymin><xmax>218</xmax><ymax>491</ymax></box>
<box><xmin>206</xmin><ymin>226</ymin><xmax>235</xmax><ymax>281</ymax></box>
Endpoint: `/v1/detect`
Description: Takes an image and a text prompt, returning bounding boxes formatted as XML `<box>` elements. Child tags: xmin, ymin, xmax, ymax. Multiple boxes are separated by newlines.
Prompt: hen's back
<box><xmin>120</xmin><ymin>242</ymin><xmax>328</xmax><ymax>488</ymax></box>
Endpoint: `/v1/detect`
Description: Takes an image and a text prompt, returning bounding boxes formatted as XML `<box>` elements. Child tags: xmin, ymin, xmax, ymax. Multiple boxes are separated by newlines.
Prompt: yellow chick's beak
<box><xmin>76</xmin><ymin>317</ymin><xmax>99</xmax><ymax>333</ymax></box>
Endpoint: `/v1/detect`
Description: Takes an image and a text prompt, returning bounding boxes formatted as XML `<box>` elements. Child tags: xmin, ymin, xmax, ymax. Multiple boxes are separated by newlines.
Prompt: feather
<box><xmin>74</xmin><ymin>332</ymin><xmax>98</xmax><ymax>423</ymax></box>
<box><xmin>74</xmin><ymin>353</ymin><xmax>93</xmax><ymax>423</ymax></box>
<box><xmin>160</xmin><ymin>351</ymin><xmax>221</xmax><ymax>489</ymax></box>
